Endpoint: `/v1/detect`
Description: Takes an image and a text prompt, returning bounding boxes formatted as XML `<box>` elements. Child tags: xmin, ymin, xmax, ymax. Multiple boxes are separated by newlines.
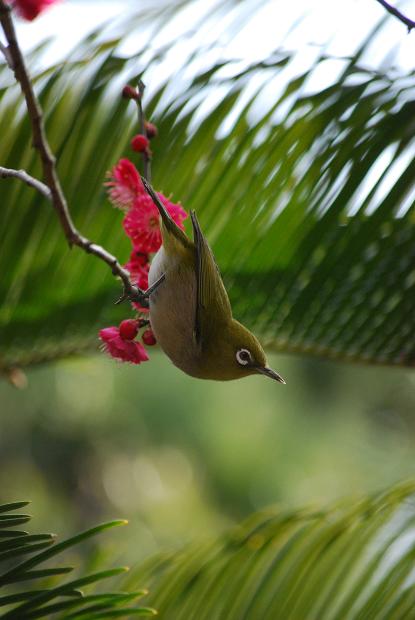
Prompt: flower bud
<box><xmin>145</xmin><ymin>122</ymin><xmax>158</xmax><ymax>139</ymax></box>
<box><xmin>131</xmin><ymin>134</ymin><xmax>150</xmax><ymax>153</ymax></box>
<box><xmin>142</xmin><ymin>328</ymin><xmax>157</xmax><ymax>346</ymax></box>
<box><xmin>122</xmin><ymin>85</ymin><xmax>140</xmax><ymax>100</ymax></box>
<box><xmin>119</xmin><ymin>319</ymin><xmax>139</xmax><ymax>340</ymax></box>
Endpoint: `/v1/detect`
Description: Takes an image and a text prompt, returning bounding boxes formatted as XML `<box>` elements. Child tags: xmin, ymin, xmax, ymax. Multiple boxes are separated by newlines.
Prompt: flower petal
<box><xmin>99</xmin><ymin>326</ymin><xmax>149</xmax><ymax>364</ymax></box>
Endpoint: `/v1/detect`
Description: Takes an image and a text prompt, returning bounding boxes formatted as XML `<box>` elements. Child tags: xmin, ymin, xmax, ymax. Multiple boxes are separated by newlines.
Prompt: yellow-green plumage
<box><xmin>143</xmin><ymin>179</ymin><xmax>285</xmax><ymax>383</ymax></box>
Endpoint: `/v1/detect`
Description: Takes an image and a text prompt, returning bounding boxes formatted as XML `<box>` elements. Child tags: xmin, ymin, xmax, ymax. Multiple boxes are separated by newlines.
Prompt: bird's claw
<box><xmin>114</xmin><ymin>274</ymin><xmax>165</xmax><ymax>307</ymax></box>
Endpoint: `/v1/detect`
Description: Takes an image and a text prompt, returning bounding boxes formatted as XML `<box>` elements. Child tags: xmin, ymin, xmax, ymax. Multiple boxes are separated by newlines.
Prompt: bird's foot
<box><xmin>115</xmin><ymin>273</ymin><xmax>165</xmax><ymax>306</ymax></box>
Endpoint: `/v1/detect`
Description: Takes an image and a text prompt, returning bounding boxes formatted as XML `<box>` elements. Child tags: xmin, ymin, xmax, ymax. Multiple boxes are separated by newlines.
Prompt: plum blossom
<box><xmin>123</xmin><ymin>192</ymin><xmax>187</xmax><ymax>254</ymax></box>
<box><xmin>102</xmin><ymin>154</ymin><xmax>188</xmax><ymax>365</ymax></box>
<box><xmin>99</xmin><ymin>326</ymin><xmax>149</xmax><ymax>364</ymax></box>
<box><xmin>124</xmin><ymin>251</ymin><xmax>150</xmax><ymax>313</ymax></box>
<box><xmin>10</xmin><ymin>0</ymin><xmax>60</xmax><ymax>21</ymax></box>
<box><xmin>124</xmin><ymin>251</ymin><xmax>150</xmax><ymax>290</ymax></box>
<box><xmin>105</xmin><ymin>158</ymin><xmax>142</xmax><ymax>209</ymax></box>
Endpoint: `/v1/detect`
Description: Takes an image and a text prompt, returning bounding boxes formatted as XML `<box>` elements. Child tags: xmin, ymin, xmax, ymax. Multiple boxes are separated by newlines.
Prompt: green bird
<box><xmin>142</xmin><ymin>178</ymin><xmax>285</xmax><ymax>383</ymax></box>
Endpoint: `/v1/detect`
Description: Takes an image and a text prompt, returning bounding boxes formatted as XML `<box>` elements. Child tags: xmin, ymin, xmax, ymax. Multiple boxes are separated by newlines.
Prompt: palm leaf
<box><xmin>0</xmin><ymin>2</ymin><xmax>414</xmax><ymax>370</ymax></box>
<box><xmin>0</xmin><ymin>502</ymin><xmax>155</xmax><ymax>619</ymax></box>
<box><xmin>130</xmin><ymin>480</ymin><xmax>415</xmax><ymax>619</ymax></box>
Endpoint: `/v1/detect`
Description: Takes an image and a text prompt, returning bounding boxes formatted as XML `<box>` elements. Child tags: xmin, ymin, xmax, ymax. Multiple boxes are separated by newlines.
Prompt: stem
<box><xmin>136</xmin><ymin>79</ymin><xmax>151</xmax><ymax>182</ymax></box>
<box><xmin>374</xmin><ymin>0</ymin><xmax>415</xmax><ymax>32</ymax></box>
<box><xmin>0</xmin><ymin>166</ymin><xmax>51</xmax><ymax>198</ymax></box>
<box><xmin>0</xmin><ymin>1</ymin><xmax>142</xmax><ymax>303</ymax></box>
<box><xmin>0</xmin><ymin>38</ymin><xmax>12</xmax><ymax>66</ymax></box>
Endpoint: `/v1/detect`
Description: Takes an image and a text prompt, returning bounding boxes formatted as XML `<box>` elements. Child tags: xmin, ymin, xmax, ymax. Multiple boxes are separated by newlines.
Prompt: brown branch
<box><xmin>0</xmin><ymin>1</ymin><xmax>144</xmax><ymax>304</ymax></box>
<box><xmin>0</xmin><ymin>39</ymin><xmax>12</xmax><ymax>66</ymax></box>
<box><xmin>136</xmin><ymin>79</ymin><xmax>152</xmax><ymax>182</ymax></box>
<box><xmin>0</xmin><ymin>166</ymin><xmax>51</xmax><ymax>198</ymax></box>
<box><xmin>374</xmin><ymin>0</ymin><xmax>415</xmax><ymax>32</ymax></box>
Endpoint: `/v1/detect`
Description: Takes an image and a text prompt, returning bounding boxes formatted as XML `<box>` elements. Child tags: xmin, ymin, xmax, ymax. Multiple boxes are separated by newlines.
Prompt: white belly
<box><xmin>148</xmin><ymin>247</ymin><xmax>199</xmax><ymax>375</ymax></box>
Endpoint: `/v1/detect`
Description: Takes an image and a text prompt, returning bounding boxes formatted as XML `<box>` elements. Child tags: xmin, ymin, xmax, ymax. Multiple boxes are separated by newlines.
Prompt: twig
<box><xmin>0</xmin><ymin>166</ymin><xmax>51</xmax><ymax>198</ymax></box>
<box><xmin>0</xmin><ymin>39</ymin><xmax>12</xmax><ymax>66</ymax></box>
<box><xmin>374</xmin><ymin>0</ymin><xmax>415</xmax><ymax>32</ymax></box>
<box><xmin>136</xmin><ymin>80</ymin><xmax>151</xmax><ymax>182</ymax></box>
<box><xmin>0</xmin><ymin>1</ymin><xmax>144</xmax><ymax>303</ymax></box>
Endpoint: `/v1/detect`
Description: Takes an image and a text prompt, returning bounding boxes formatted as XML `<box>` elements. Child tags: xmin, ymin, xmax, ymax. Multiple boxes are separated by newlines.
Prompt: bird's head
<box><xmin>199</xmin><ymin>320</ymin><xmax>286</xmax><ymax>383</ymax></box>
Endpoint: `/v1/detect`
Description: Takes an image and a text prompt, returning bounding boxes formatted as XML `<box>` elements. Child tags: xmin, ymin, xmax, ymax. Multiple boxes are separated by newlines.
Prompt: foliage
<box><xmin>0</xmin><ymin>501</ymin><xmax>155</xmax><ymax>619</ymax></box>
<box><xmin>131</xmin><ymin>480</ymin><xmax>415</xmax><ymax>620</ymax></box>
<box><xmin>0</xmin><ymin>1</ymin><xmax>414</xmax><ymax>373</ymax></box>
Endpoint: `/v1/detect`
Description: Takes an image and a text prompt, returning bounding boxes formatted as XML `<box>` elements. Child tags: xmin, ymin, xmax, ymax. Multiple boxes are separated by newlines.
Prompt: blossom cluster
<box><xmin>100</xmin><ymin>116</ymin><xmax>188</xmax><ymax>364</ymax></box>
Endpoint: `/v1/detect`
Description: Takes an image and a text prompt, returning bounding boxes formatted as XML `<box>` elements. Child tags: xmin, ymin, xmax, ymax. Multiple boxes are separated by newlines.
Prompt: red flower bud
<box><xmin>122</xmin><ymin>85</ymin><xmax>140</xmax><ymax>100</ymax></box>
<box><xmin>145</xmin><ymin>122</ymin><xmax>158</xmax><ymax>139</ymax></box>
<box><xmin>11</xmin><ymin>0</ymin><xmax>60</xmax><ymax>21</ymax></box>
<box><xmin>131</xmin><ymin>134</ymin><xmax>150</xmax><ymax>153</ymax></box>
<box><xmin>119</xmin><ymin>319</ymin><xmax>139</xmax><ymax>341</ymax></box>
<box><xmin>142</xmin><ymin>328</ymin><xmax>157</xmax><ymax>346</ymax></box>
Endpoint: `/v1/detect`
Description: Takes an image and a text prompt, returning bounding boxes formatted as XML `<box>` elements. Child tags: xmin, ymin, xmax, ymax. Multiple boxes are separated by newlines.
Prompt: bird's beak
<box><xmin>256</xmin><ymin>366</ymin><xmax>286</xmax><ymax>384</ymax></box>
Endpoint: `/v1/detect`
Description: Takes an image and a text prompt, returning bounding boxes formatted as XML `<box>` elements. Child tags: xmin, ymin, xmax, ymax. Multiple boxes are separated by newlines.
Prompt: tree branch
<box><xmin>374</xmin><ymin>0</ymin><xmax>415</xmax><ymax>32</ymax></box>
<box><xmin>0</xmin><ymin>38</ymin><xmax>12</xmax><ymax>66</ymax></box>
<box><xmin>0</xmin><ymin>1</ymin><xmax>143</xmax><ymax>303</ymax></box>
<box><xmin>0</xmin><ymin>166</ymin><xmax>51</xmax><ymax>198</ymax></box>
<box><xmin>136</xmin><ymin>80</ymin><xmax>152</xmax><ymax>182</ymax></box>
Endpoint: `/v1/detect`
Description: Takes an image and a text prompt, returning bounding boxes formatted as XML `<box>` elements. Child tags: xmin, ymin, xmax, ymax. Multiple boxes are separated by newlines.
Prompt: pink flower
<box><xmin>124</xmin><ymin>193</ymin><xmax>188</xmax><ymax>254</ymax></box>
<box><xmin>106</xmin><ymin>159</ymin><xmax>143</xmax><ymax>209</ymax></box>
<box><xmin>124</xmin><ymin>251</ymin><xmax>150</xmax><ymax>290</ymax></box>
<box><xmin>165</xmin><ymin>198</ymin><xmax>188</xmax><ymax>230</ymax></box>
<box><xmin>124</xmin><ymin>251</ymin><xmax>150</xmax><ymax>313</ymax></box>
<box><xmin>99</xmin><ymin>326</ymin><xmax>149</xmax><ymax>364</ymax></box>
<box><xmin>10</xmin><ymin>0</ymin><xmax>59</xmax><ymax>20</ymax></box>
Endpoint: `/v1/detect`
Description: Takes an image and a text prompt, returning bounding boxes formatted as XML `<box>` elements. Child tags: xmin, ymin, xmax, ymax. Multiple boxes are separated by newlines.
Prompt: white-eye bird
<box><xmin>141</xmin><ymin>178</ymin><xmax>285</xmax><ymax>383</ymax></box>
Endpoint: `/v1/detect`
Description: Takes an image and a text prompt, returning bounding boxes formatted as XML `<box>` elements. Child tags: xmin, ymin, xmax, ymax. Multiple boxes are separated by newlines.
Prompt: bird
<box><xmin>141</xmin><ymin>177</ymin><xmax>285</xmax><ymax>383</ymax></box>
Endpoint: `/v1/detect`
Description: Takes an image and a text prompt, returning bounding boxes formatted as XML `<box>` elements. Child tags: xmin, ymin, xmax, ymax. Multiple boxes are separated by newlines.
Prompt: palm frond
<box><xmin>0</xmin><ymin>2</ymin><xmax>414</xmax><ymax>370</ymax></box>
<box><xmin>0</xmin><ymin>502</ymin><xmax>155</xmax><ymax>619</ymax></box>
<box><xmin>130</xmin><ymin>480</ymin><xmax>415</xmax><ymax>620</ymax></box>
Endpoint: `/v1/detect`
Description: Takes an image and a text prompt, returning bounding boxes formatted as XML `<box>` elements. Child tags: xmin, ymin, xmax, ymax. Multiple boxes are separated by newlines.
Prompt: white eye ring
<box><xmin>236</xmin><ymin>348</ymin><xmax>252</xmax><ymax>366</ymax></box>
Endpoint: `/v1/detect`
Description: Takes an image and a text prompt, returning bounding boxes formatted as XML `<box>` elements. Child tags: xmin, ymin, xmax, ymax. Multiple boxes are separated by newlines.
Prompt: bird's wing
<box><xmin>191</xmin><ymin>210</ymin><xmax>232</xmax><ymax>346</ymax></box>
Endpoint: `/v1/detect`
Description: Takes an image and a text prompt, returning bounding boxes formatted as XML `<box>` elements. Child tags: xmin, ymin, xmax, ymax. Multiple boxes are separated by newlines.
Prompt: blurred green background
<box><xmin>2</xmin><ymin>351</ymin><xmax>415</xmax><ymax>567</ymax></box>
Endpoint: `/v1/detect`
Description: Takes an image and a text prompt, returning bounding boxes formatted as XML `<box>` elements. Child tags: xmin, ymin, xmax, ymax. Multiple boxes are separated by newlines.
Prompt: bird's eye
<box><xmin>236</xmin><ymin>348</ymin><xmax>252</xmax><ymax>366</ymax></box>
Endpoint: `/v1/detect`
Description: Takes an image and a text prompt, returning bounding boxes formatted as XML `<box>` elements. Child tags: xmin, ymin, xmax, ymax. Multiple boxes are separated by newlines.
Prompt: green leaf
<box><xmin>131</xmin><ymin>481</ymin><xmax>415</xmax><ymax>620</ymax></box>
<box><xmin>0</xmin><ymin>535</ymin><xmax>55</xmax><ymax>553</ymax></box>
<box><xmin>1</xmin><ymin>567</ymin><xmax>74</xmax><ymax>585</ymax></box>
<box><xmin>64</xmin><ymin>610</ymin><xmax>157</xmax><ymax>619</ymax></box>
<box><xmin>0</xmin><ymin>541</ymin><xmax>56</xmax><ymax>563</ymax></box>
<box><xmin>3</xmin><ymin>569</ymin><xmax>129</xmax><ymax>618</ymax></box>
<box><xmin>1</xmin><ymin>2</ymin><xmax>415</xmax><ymax>371</ymax></box>
<box><xmin>9</xmin><ymin>591</ymin><xmax>145</xmax><ymax>619</ymax></box>
<box><xmin>0</xmin><ymin>590</ymin><xmax>82</xmax><ymax>607</ymax></box>
<box><xmin>0</xmin><ymin>521</ymin><xmax>127</xmax><ymax>582</ymax></box>
<box><xmin>0</xmin><ymin>517</ymin><xmax>31</xmax><ymax>528</ymax></box>
<box><xmin>0</xmin><ymin>504</ymin><xmax>30</xmax><ymax>515</ymax></box>
<box><xmin>0</xmin><ymin>500</ymin><xmax>150</xmax><ymax>619</ymax></box>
